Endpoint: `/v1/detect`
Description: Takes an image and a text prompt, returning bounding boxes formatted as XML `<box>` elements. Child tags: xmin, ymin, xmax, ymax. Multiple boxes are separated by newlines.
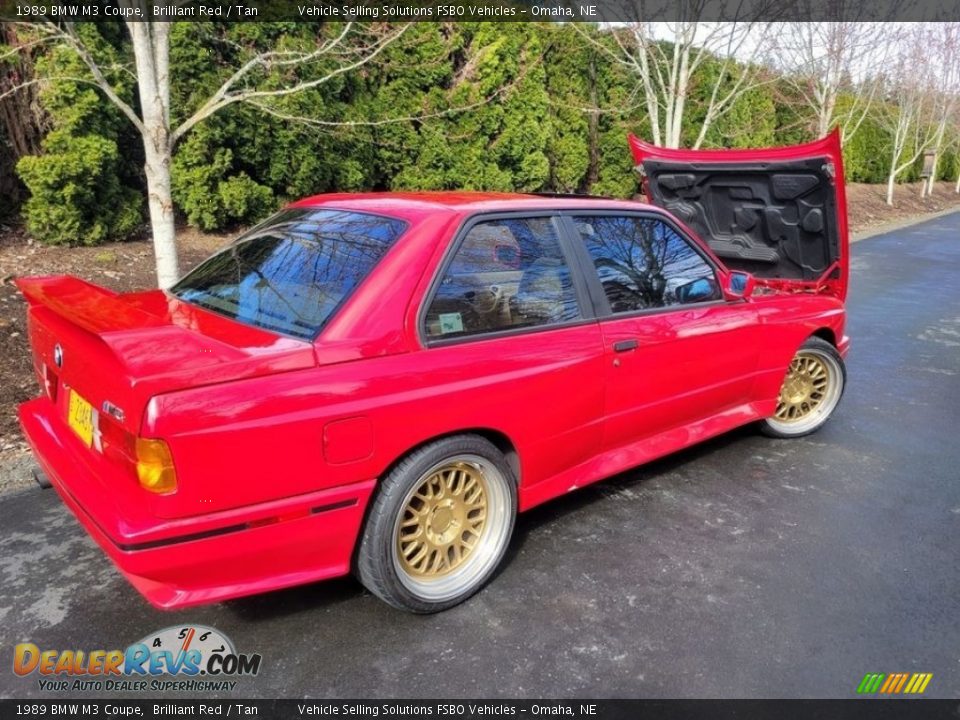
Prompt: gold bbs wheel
<box><xmin>391</xmin><ymin>452</ymin><xmax>512</xmax><ymax>604</ymax></box>
<box><xmin>397</xmin><ymin>462</ymin><xmax>488</xmax><ymax>578</ymax></box>
<box><xmin>357</xmin><ymin>435</ymin><xmax>516</xmax><ymax>613</ymax></box>
<box><xmin>775</xmin><ymin>353</ymin><xmax>831</xmax><ymax>422</ymax></box>
<box><xmin>763</xmin><ymin>338</ymin><xmax>845</xmax><ymax>438</ymax></box>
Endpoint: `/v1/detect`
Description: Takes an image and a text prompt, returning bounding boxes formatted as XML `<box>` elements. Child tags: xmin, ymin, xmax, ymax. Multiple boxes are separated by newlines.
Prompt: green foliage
<box><xmin>937</xmin><ymin>143</ymin><xmax>959</xmax><ymax>182</ymax></box>
<box><xmin>16</xmin><ymin>27</ymin><xmax>142</xmax><ymax>245</ymax></box>
<box><xmin>17</xmin><ymin>21</ymin><xmax>957</xmax><ymax>243</ymax></box>
<box><xmin>688</xmin><ymin>60</ymin><xmax>777</xmax><ymax>149</ymax></box>
<box><xmin>17</xmin><ymin>131</ymin><xmax>141</xmax><ymax>245</ymax></box>
<box><xmin>383</xmin><ymin>24</ymin><xmax>551</xmax><ymax>193</ymax></box>
<box><xmin>840</xmin><ymin>112</ymin><xmax>889</xmax><ymax>183</ymax></box>
<box><xmin>171</xmin><ymin>118</ymin><xmax>275</xmax><ymax>230</ymax></box>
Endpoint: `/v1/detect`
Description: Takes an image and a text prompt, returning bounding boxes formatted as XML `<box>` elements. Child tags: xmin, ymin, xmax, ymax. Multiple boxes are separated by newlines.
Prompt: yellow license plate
<box><xmin>67</xmin><ymin>389</ymin><xmax>95</xmax><ymax>448</ymax></box>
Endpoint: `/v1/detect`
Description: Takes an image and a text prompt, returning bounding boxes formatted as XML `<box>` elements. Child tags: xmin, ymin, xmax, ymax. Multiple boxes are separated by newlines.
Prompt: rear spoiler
<box><xmin>15</xmin><ymin>276</ymin><xmax>164</xmax><ymax>336</ymax></box>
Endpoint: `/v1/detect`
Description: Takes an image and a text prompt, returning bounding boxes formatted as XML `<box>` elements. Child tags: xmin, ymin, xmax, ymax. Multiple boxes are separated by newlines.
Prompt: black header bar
<box><xmin>2</xmin><ymin>699</ymin><xmax>960</xmax><ymax>720</ymax></box>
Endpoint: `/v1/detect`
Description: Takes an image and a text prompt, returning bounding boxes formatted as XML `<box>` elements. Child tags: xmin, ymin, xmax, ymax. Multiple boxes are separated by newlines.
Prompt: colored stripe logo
<box><xmin>857</xmin><ymin>673</ymin><xmax>933</xmax><ymax>695</ymax></box>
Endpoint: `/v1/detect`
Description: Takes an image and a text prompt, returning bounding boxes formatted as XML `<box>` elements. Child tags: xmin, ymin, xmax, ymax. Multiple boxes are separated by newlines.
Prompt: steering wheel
<box><xmin>464</xmin><ymin>285</ymin><xmax>503</xmax><ymax>315</ymax></box>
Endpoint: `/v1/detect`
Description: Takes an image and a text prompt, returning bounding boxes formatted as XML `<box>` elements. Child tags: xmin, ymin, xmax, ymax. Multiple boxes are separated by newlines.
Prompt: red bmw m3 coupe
<box><xmin>18</xmin><ymin>133</ymin><xmax>849</xmax><ymax>612</ymax></box>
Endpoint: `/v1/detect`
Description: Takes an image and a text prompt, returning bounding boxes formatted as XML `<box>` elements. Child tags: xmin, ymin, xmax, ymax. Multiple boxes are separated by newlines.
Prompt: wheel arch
<box><xmin>379</xmin><ymin>427</ymin><xmax>521</xmax><ymax>488</ymax></box>
<box><xmin>351</xmin><ymin>426</ymin><xmax>520</xmax><ymax>592</ymax></box>
<box><xmin>811</xmin><ymin>327</ymin><xmax>837</xmax><ymax>346</ymax></box>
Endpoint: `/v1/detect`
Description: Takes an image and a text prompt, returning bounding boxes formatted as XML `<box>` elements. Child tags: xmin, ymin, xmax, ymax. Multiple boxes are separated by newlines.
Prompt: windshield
<box><xmin>172</xmin><ymin>208</ymin><xmax>407</xmax><ymax>340</ymax></box>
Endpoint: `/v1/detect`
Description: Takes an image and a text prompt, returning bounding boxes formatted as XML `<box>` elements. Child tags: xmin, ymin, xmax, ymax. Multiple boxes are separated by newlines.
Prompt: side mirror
<box><xmin>676</xmin><ymin>277</ymin><xmax>720</xmax><ymax>304</ymax></box>
<box><xmin>725</xmin><ymin>271</ymin><xmax>756</xmax><ymax>299</ymax></box>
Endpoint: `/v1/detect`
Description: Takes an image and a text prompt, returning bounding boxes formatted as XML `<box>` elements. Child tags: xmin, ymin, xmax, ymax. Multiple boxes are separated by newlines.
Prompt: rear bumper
<box><xmin>19</xmin><ymin>398</ymin><xmax>375</xmax><ymax>609</ymax></box>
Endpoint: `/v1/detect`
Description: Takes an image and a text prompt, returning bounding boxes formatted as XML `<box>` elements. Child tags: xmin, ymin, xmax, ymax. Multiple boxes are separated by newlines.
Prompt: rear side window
<box><xmin>424</xmin><ymin>217</ymin><xmax>581</xmax><ymax>340</ymax></box>
<box><xmin>172</xmin><ymin>209</ymin><xmax>406</xmax><ymax>339</ymax></box>
<box><xmin>572</xmin><ymin>215</ymin><xmax>720</xmax><ymax>313</ymax></box>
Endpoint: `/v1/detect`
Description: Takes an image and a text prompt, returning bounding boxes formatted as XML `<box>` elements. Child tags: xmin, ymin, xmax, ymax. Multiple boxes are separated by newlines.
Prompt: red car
<box><xmin>18</xmin><ymin>134</ymin><xmax>849</xmax><ymax>613</ymax></box>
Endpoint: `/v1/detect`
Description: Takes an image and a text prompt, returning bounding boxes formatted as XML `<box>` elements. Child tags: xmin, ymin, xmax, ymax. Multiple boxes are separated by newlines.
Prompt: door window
<box><xmin>572</xmin><ymin>215</ymin><xmax>720</xmax><ymax>314</ymax></box>
<box><xmin>424</xmin><ymin>217</ymin><xmax>582</xmax><ymax>340</ymax></box>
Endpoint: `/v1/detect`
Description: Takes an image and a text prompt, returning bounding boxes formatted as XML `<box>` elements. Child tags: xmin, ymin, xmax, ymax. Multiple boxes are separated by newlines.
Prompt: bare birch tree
<box><xmin>879</xmin><ymin>31</ymin><xmax>938</xmax><ymax>206</ymax></box>
<box><xmin>2</xmin><ymin>17</ymin><xmax>409</xmax><ymax>287</ymax></box>
<box><xmin>577</xmin><ymin>17</ymin><xmax>772</xmax><ymax>149</ymax></box>
<box><xmin>773</xmin><ymin>22</ymin><xmax>894</xmax><ymax>143</ymax></box>
<box><xmin>920</xmin><ymin>23</ymin><xmax>960</xmax><ymax>197</ymax></box>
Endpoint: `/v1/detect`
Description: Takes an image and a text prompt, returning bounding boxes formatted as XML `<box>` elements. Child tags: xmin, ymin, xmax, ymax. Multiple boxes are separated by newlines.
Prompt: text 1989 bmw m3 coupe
<box><xmin>18</xmin><ymin>133</ymin><xmax>849</xmax><ymax>612</ymax></box>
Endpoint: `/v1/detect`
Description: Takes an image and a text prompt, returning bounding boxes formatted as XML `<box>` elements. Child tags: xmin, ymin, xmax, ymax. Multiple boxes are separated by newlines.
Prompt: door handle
<box><xmin>613</xmin><ymin>339</ymin><xmax>639</xmax><ymax>353</ymax></box>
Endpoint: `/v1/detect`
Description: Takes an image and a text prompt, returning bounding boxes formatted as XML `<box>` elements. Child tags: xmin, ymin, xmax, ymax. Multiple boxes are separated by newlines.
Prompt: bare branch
<box><xmin>583</xmin><ymin>20</ymin><xmax>771</xmax><ymax>148</ymax></box>
<box><xmin>0</xmin><ymin>35</ymin><xmax>59</xmax><ymax>61</ymax></box>
<box><xmin>0</xmin><ymin>74</ymin><xmax>121</xmax><ymax>103</ymax></box>
<box><xmin>0</xmin><ymin>77</ymin><xmax>43</xmax><ymax>103</ymax></box>
<box><xmin>244</xmin><ymin>42</ymin><xmax>541</xmax><ymax>132</ymax></box>
<box><xmin>172</xmin><ymin>23</ymin><xmax>411</xmax><ymax>144</ymax></box>
<box><xmin>62</xmin><ymin>23</ymin><xmax>143</xmax><ymax>132</ymax></box>
<box><xmin>40</xmin><ymin>21</ymin><xmax>146</xmax><ymax>134</ymax></box>
<box><xmin>774</xmin><ymin>21</ymin><xmax>900</xmax><ymax>141</ymax></box>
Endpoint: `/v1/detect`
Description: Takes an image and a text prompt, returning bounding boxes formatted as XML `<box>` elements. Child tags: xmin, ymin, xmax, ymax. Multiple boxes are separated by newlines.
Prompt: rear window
<box><xmin>172</xmin><ymin>209</ymin><xmax>406</xmax><ymax>339</ymax></box>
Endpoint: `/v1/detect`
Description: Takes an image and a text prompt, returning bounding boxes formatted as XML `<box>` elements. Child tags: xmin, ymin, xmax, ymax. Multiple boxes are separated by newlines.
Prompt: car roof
<box><xmin>288</xmin><ymin>191</ymin><xmax>658</xmax><ymax>220</ymax></box>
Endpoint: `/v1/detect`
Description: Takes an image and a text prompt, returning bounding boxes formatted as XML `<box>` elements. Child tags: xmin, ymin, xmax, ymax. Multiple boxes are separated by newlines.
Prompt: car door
<box><xmin>562</xmin><ymin>212</ymin><xmax>762</xmax><ymax>451</ymax></box>
<box><xmin>418</xmin><ymin>213</ymin><xmax>606</xmax><ymax>499</ymax></box>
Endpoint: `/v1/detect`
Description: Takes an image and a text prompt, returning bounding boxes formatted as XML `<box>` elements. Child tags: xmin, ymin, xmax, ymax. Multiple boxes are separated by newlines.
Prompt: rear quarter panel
<box><xmin>145</xmin><ymin>323</ymin><xmax>605</xmax><ymax>519</ymax></box>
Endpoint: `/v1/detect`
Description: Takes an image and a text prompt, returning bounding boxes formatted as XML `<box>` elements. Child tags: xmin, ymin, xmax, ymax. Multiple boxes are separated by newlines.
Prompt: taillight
<box><xmin>98</xmin><ymin>416</ymin><xmax>134</xmax><ymax>463</ymax></box>
<box><xmin>135</xmin><ymin>438</ymin><xmax>178</xmax><ymax>494</ymax></box>
<box><xmin>96</xmin><ymin>418</ymin><xmax>178</xmax><ymax>495</ymax></box>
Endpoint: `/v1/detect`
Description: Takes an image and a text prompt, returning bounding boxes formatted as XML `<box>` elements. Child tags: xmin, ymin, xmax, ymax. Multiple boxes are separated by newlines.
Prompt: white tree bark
<box><xmin>128</xmin><ymin>22</ymin><xmax>178</xmax><ymax>288</ymax></box>
<box><xmin>919</xmin><ymin>24</ymin><xmax>960</xmax><ymax>197</ymax></box>
<box><xmin>884</xmin><ymin>102</ymin><xmax>929</xmax><ymax>207</ymax></box>
<box><xmin>923</xmin><ymin>127</ymin><xmax>943</xmax><ymax>199</ymax></box>
<box><xmin>880</xmin><ymin>33</ymin><xmax>937</xmax><ymax>206</ymax></box>
<box><xmin>775</xmin><ymin>22</ymin><xmax>893</xmax><ymax>143</ymax></box>
<box><xmin>577</xmin><ymin>21</ymin><xmax>771</xmax><ymax>149</ymax></box>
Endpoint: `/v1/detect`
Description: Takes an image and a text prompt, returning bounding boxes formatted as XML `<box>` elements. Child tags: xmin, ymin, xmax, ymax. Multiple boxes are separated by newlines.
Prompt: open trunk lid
<box><xmin>17</xmin><ymin>275</ymin><xmax>316</xmax><ymax>435</ymax></box>
<box><xmin>629</xmin><ymin>129</ymin><xmax>848</xmax><ymax>299</ymax></box>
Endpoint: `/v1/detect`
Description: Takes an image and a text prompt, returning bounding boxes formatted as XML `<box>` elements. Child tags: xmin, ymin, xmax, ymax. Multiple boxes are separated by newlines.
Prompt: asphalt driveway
<box><xmin>1</xmin><ymin>213</ymin><xmax>958</xmax><ymax>699</ymax></box>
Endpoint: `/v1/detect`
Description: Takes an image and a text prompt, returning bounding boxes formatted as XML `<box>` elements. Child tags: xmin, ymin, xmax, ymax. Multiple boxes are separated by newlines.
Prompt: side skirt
<box><xmin>518</xmin><ymin>402</ymin><xmax>765</xmax><ymax>512</ymax></box>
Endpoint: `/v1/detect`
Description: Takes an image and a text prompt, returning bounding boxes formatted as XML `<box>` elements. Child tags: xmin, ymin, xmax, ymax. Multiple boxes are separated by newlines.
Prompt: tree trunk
<box><xmin>0</xmin><ymin>24</ymin><xmax>47</xmax><ymax>216</ymax></box>
<box><xmin>0</xmin><ymin>26</ymin><xmax>46</xmax><ymax>159</ymax></box>
<box><xmin>143</xmin><ymin>143</ymin><xmax>179</xmax><ymax>288</ymax></box>
<box><xmin>886</xmin><ymin>171</ymin><xmax>896</xmax><ymax>206</ymax></box>
<box><xmin>817</xmin><ymin>98</ymin><xmax>832</xmax><ymax>139</ymax></box>
<box><xmin>585</xmin><ymin>53</ymin><xmax>599</xmax><ymax>191</ymax></box>
<box><xmin>128</xmin><ymin>22</ymin><xmax>180</xmax><ymax>288</ymax></box>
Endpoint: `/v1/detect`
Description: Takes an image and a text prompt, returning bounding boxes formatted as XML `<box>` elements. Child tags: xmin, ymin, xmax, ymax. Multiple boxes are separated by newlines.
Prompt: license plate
<box><xmin>67</xmin><ymin>389</ymin><xmax>95</xmax><ymax>448</ymax></box>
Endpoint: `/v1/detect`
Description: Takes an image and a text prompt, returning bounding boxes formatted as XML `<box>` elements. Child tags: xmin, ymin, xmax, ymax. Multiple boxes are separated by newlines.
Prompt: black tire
<box><xmin>760</xmin><ymin>336</ymin><xmax>846</xmax><ymax>438</ymax></box>
<box><xmin>356</xmin><ymin>434</ymin><xmax>517</xmax><ymax>613</ymax></box>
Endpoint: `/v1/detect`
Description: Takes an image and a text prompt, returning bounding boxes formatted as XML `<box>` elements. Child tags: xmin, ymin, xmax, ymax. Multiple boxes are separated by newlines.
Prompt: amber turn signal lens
<box><xmin>135</xmin><ymin>438</ymin><xmax>177</xmax><ymax>494</ymax></box>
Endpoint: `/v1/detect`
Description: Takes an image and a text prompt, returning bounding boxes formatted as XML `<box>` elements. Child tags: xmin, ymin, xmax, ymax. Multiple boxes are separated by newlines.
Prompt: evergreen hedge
<box><xmin>14</xmin><ymin>22</ymin><xmax>959</xmax><ymax>245</ymax></box>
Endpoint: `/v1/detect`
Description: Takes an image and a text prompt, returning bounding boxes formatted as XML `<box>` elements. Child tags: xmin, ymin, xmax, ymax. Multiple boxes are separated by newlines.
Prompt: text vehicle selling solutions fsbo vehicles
<box><xmin>18</xmin><ymin>133</ymin><xmax>850</xmax><ymax>612</ymax></box>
